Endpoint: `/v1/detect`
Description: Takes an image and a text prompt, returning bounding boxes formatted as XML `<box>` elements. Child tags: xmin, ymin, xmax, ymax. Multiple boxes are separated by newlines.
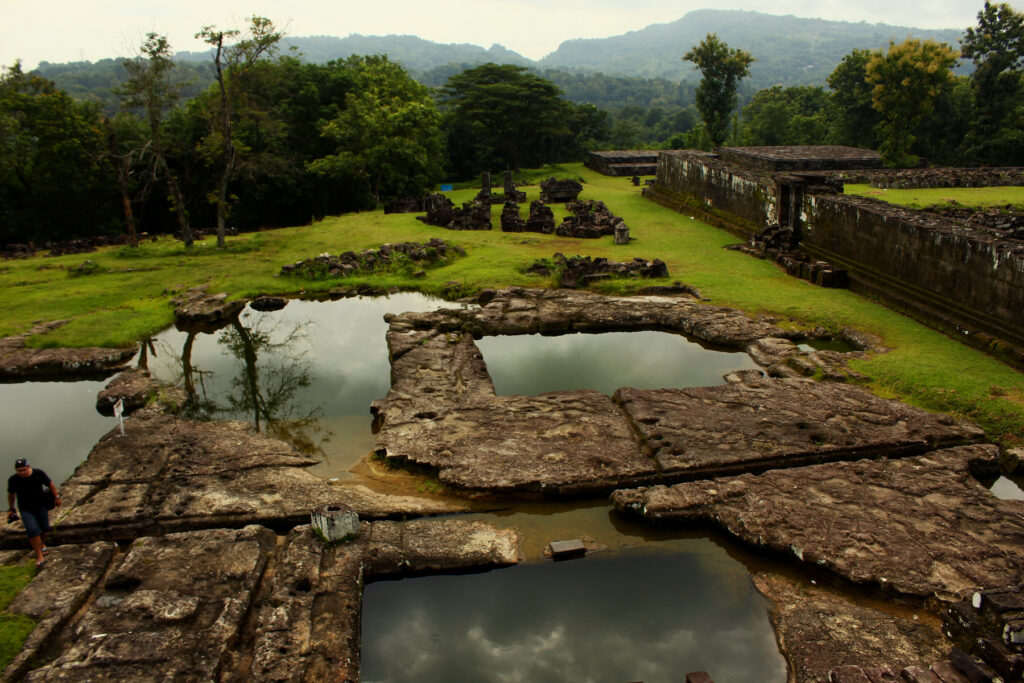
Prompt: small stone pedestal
<box><xmin>311</xmin><ymin>503</ymin><xmax>360</xmax><ymax>544</ymax></box>
<box><xmin>614</xmin><ymin>223</ymin><xmax>630</xmax><ymax>244</ymax></box>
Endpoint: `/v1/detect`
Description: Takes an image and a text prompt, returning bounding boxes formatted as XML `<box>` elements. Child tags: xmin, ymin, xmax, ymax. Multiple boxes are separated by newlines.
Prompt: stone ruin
<box><xmin>475</xmin><ymin>171</ymin><xmax>527</xmax><ymax>205</ymax></box>
<box><xmin>279</xmin><ymin>239</ymin><xmax>464</xmax><ymax>279</ymax></box>
<box><xmin>539</xmin><ymin>177</ymin><xmax>583</xmax><ymax>203</ymax></box>
<box><xmin>726</xmin><ymin>225</ymin><xmax>849</xmax><ymax>288</ymax></box>
<box><xmin>526</xmin><ymin>253</ymin><xmax>669</xmax><ymax>288</ymax></box>
<box><xmin>383</xmin><ymin>196</ymin><xmax>427</xmax><ymax>214</ymax></box>
<box><xmin>555</xmin><ymin>199</ymin><xmax>627</xmax><ymax>239</ymax></box>
<box><xmin>500</xmin><ymin>200</ymin><xmax>555</xmax><ymax>234</ymax></box>
<box><xmin>416</xmin><ymin>194</ymin><xmax>492</xmax><ymax>231</ymax></box>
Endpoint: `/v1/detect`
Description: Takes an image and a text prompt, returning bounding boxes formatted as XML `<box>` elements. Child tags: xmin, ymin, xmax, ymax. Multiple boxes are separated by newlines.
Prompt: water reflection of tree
<box><xmin>163</xmin><ymin>312</ymin><xmax>332</xmax><ymax>458</ymax></box>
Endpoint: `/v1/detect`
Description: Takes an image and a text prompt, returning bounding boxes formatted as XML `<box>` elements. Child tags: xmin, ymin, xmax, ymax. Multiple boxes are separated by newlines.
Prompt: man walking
<box><xmin>7</xmin><ymin>458</ymin><xmax>61</xmax><ymax>568</ymax></box>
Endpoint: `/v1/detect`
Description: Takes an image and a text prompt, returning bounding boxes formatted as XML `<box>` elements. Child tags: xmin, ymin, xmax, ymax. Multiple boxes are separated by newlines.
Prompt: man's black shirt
<box><xmin>7</xmin><ymin>469</ymin><xmax>52</xmax><ymax>509</ymax></box>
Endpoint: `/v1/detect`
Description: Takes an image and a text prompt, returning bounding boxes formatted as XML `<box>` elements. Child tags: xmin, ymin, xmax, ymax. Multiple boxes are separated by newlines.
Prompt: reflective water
<box><xmin>478</xmin><ymin>331</ymin><xmax>760</xmax><ymax>396</ymax></box>
<box><xmin>363</xmin><ymin>504</ymin><xmax>787</xmax><ymax>682</ymax></box>
<box><xmin>0</xmin><ymin>380</ymin><xmax>113</xmax><ymax>485</ymax></box>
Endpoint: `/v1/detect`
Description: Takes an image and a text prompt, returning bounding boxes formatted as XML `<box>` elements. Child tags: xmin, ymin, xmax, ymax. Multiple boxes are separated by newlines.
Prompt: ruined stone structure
<box><xmin>554</xmin><ymin>199</ymin><xmax>627</xmax><ymax>239</ymax></box>
<box><xmin>585</xmin><ymin>150</ymin><xmax>659</xmax><ymax>176</ymax></box>
<box><xmin>539</xmin><ymin>177</ymin><xmax>583</xmax><ymax>203</ymax></box>
<box><xmin>416</xmin><ymin>194</ymin><xmax>492</xmax><ymax>230</ymax></box>
<box><xmin>646</xmin><ymin>147</ymin><xmax>1024</xmax><ymax>366</ymax></box>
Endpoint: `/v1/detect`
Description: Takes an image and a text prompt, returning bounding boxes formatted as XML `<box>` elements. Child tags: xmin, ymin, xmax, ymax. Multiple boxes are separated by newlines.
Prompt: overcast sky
<box><xmin>0</xmin><ymin>0</ymin><xmax>992</xmax><ymax>69</ymax></box>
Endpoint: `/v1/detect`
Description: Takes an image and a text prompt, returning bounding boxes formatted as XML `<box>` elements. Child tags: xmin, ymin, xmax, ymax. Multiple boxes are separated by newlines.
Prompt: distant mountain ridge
<box><xmin>538</xmin><ymin>9</ymin><xmax>965</xmax><ymax>85</ymax></box>
<box><xmin>36</xmin><ymin>9</ymin><xmax>969</xmax><ymax>102</ymax></box>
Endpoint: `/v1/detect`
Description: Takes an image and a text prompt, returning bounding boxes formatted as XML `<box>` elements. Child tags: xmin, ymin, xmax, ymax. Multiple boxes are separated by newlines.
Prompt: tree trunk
<box><xmin>212</xmin><ymin>33</ymin><xmax>235</xmax><ymax>248</ymax></box>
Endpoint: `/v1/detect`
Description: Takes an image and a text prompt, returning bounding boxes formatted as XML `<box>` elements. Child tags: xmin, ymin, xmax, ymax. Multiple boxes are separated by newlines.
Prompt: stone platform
<box><xmin>372</xmin><ymin>289</ymin><xmax>983</xmax><ymax>496</ymax></box>
<box><xmin>612</xmin><ymin>445</ymin><xmax>1024</xmax><ymax>602</ymax></box>
<box><xmin>0</xmin><ymin>320</ymin><xmax>135</xmax><ymax>379</ymax></box>
<box><xmin>6</xmin><ymin>520</ymin><xmax>519</xmax><ymax>681</ymax></box>
<box><xmin>0</xmin><ymin>414</ymin><xmax>466</xmax><ymax>549</ymax></box>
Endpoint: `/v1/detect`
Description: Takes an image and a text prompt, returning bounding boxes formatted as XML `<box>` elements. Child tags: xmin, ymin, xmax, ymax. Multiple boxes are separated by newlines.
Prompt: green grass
<box><xmin>0</xmin><ymin>563</ymin><xmax>37</xmax><ymax>671</ymax></box>
<box><xmin>2</xmin><ymin>163</ymin><xmax>1023</xmax><ymax>444</ymax></box>
<box><xmin>845</xmin><ymin>184</ymin><xmax>1024</xmax><ymax>210</ymax></box>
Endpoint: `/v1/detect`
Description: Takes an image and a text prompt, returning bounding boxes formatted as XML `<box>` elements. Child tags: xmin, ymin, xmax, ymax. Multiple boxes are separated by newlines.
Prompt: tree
<box><xmin>826</xmin><ymin>49</ymin><xmax>882</xmax><ymax>149</ymax></box>
<box><xmin>0</xmin><ymin>63</ymin><xmax>118</xmax><ymax>245</ymax></box>
<box><xmin>195</xmin><ymin>16</ymin><xmax>283</xmax><ymax>247</ymax></box>
<box><xmin>683</xmin><ymin>34</ymin><xmax>754</xmax><ymax>148</ymax></box>
<box><xmin>738</xmin><ymin>85</ymin><xmax>828</xmax><ymax>146</ymax></box>
<box><xmin>441</xmin><ymin>64</ymin><xmax>574</xmax><ymax>176</ymax></box>
<box><xmin>960</xmin><ymin>2</ymin><xmax>1024</xmax><ymax>165</ymax></box>
<box><xmin>866</xmin><ymin>39</ymin><xmax>959</xmax><ymax>167</ymax></box>
<box><xmin>117</xmin><ymin>33</ymin><xmax>195</xmax><ymax>246</ymax></box>
<box><xmin>308</xmin><ymin>56</ymin><xmax>444</xmax><ymax>206</ymax></box>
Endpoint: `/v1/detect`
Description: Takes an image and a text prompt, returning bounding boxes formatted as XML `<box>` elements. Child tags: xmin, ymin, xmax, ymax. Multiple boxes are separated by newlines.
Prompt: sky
<box><xmin>0</xmin><ymin>0</ymin><xmax>992</xmax><ymax>69</ymax></box>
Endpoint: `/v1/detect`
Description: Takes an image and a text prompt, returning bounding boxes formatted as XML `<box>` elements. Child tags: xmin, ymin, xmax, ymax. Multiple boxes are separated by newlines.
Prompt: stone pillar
<box><xmin>311</xmin><ymin>503</ymin><xmax>359</xmax><ymax>543</ymax></box>
<box><xmin>504</xmin><ymin>170</ymin><xmax>514</xmax><ymax>194</ymax></box>
<box><xmin>614</xmin><ymin>223</ymin><xmax>630</xmax><ymax>245</ymax></box>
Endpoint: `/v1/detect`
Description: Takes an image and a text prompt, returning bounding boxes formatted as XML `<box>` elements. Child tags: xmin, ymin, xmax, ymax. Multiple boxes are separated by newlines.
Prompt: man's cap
<box><xmin>14</xmin><ymin>458</ymin><xmax>27</xmax><ymax>469</ymax></box>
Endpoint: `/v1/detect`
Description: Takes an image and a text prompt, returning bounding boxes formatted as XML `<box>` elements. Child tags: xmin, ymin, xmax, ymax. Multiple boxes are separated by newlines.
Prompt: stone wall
<box><xmin>800</xmin><ymin>193</ymin><xmax>1024</xmax><ymax>352</ymax></box>
<box><xmin>648</xmin><ymin>150</ymin><xmax>1024</xmax><ymax>363</ymax></box>
<box><xmin>652</xmin><ymin>151</ymin><xmax>777</xmax><ymax>234</ymax></box>
<box><xmin>585</xmin><ymin>150</ymin><xmax>659</xmax><ymax>176</ymax></box>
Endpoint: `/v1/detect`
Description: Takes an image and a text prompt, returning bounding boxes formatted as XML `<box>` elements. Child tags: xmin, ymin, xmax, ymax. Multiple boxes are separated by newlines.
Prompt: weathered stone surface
<box><xmin>0</xmin><ymin>320</ymin><xmax>135</xmax><ymax>379</ymax></box>
<box><xmin>172</xmin><ymin>286</ymin><xmax>245</xmax><ymax>330</ymax></box>
<box><xmin>752</xmin><ymin>572</ymin><xmax>947</xmax><ymax>682</ymax></box>
<box><xmin>539</xmin><ymin>177</ymin><xmax>583</xmax><ymax>203</ymax></box>
<box><xmin>249</xmin><ymin>295</ymin><xmax>288</xmax><ymax>312</ymax></box>
<box><xmin>389</xmin><ymin>287</ymin><xmax>786</xmax><ymax>347</ymax></box>
<box><xmin>25</xmin><ymin>526</ymin><xmax>276</xmax><ymax>682</ymax></box>
<box><xmin>615</xmin><ymin>377</ymin><xmax>984</xmax><ymax>477</ymax></box>
<box><xmin>366</xmin><ymin>518</ymin><xmax>521</xmax><ymax>575</ymax></box>
<box><xmin>0</xmin><ymin>415</ymin><xmax>464</xmax><ymax>547</ymax></box>
<box><xmin>376</xmin><ymin>390</ymin><xmax>653</xmax><ymax>494</ymax></box>
<box><xmin>95</xmin><ymin>367</ymin><xmax>161</xmax><ymax>416</ymax></box>
<box><xmin>612</xmin><ymin>446</ymin><xmax>1024</xmax><ymax>601</ymax></box>
<box><xmin>248</xmin><ymin>526</ymin><xmax>363</xmax><ymax>683</ymax></box>
<box><xmin>3</xmin><ymin>542</ymin><xmax>118</xmax><ymax>683</ymax></box>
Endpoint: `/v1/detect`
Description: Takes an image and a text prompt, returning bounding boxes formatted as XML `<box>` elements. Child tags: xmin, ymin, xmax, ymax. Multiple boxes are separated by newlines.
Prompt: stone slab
<box><xmin>752</xmin><ymin>572</ymin><xmax>948</xmax><ymax>682</ymax></box>
<box><xmin>375</xmin><ymin>390</ymin><xmax>654</xmax><ymax>495</ymax></box>
<box><xmin>0</xmin><ymin>415</ymin><xmax>466</xmax><ymax>548</ymax></box>
<box><xmin>612</xmin><ymin>445</ymin><xmax>1024</xmax><ymax>601</ymax></box>
<box><xmin>24</xmin><ymin>526</ymin><xmax>276</xmax><ymax>682</ymax></box>
<box><xmin>614</xmin><ymin>378</ymin><xmax>985</xmax><ymax>478</ymax></box>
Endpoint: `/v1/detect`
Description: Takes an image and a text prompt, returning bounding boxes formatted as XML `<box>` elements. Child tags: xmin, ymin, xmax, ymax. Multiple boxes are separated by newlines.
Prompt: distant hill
<box><xmin>31</xmin><ymin>9</ymin><xmax>970</xmax><ymax>112</ymax></box>
<box><xmin>175</xmin><ymin>34</ymin><xmax>533</xmax><ymax>71</ymax></box>
<box><xmin>539</xmin><ymin>9</ymin><xmax>965</xmax><ymax>87</ymax></box>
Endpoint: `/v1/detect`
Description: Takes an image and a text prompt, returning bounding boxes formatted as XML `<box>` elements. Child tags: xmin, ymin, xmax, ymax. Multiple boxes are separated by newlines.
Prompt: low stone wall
<box><xmin>801</xmin><ymin>193</ymin><xmax>1024</xmax><ymax>354</ymax></box>
<box><xmin>835</xmin><ymin>167</ymin><xmax>1024</xmax><ymax>189</ymax></box>
<box><xmin>585</xmin><ymin>150</ymin><xmax>659</xmax><ymax>177</ymax></box>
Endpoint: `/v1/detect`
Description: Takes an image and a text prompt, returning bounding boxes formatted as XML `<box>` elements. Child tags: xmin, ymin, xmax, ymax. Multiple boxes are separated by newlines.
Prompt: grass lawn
<box><xmin>845</xmin><ymin>184</ymin><xmax>1024</xmax><ymax>210</ymax></box>
<box><xmin>1</xmin><ymin>163</ymin><xmax>1022</xmax><ymax>444</ymax></box>
<box><xmin>0</xmin><ymin>563</ymin><xmax>36</xmax><ymax>671</ymax></box>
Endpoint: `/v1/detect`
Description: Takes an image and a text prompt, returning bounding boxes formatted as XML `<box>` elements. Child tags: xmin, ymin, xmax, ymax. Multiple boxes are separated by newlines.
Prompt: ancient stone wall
<box><xmin>653</xmin><ymin>151</ymin><xmax>777</xmax><ymax>235</ymax></box>
<box><xmin>800</xmin><ymin>193</ymin><xmax>1024</xmax><ymax>351</ymax></box>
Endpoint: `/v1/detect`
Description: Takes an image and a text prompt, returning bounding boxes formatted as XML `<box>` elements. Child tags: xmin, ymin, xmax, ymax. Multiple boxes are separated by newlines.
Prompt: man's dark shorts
<box><xmin>19</xmin><ymin>506</ymin><xmax>50</xmax><ymax>539</ymax></box>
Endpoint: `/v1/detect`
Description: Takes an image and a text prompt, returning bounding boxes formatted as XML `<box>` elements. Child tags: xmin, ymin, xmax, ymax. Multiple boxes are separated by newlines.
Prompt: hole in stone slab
<box><xmin>639</xmin><ymin>417</ymin><xmax>660</xmax><ymax>425</ymax></box>
<box><xmin>414</xmin><ymin>411</ymin><xmax>438</xmax><ymax>420</ymax></box>
<box><xmin>105</xmin><ymin>576</ymin><xmax>142</xmax><ymax>592</ymax></box>
<box><xmin>294</xmin><ymin>578</ymin><xmax>312</xmax><ymax>593</ymax></box>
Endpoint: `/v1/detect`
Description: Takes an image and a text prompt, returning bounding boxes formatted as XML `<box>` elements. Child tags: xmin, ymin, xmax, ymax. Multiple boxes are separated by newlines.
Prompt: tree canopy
<box><xmin>683</xmin><ymin>33</ymin><xmax>754</xmax><ymax>148</ymax></box>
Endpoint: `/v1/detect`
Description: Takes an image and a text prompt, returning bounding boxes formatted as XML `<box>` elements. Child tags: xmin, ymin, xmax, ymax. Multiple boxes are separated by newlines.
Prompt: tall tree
<box><xmin>683</xmin><ymin>34</ymin><xmax>754</xmax><ymax>148</ymax></box>
<box><xmin>308</xmin><ymin>56</ymin><xmax>444</xmax><ymax>206</ymax></box>
<box><xmin>826</xmin><ymin>49</ymin><xmax>882</xmax><ymax>149</ymax></box>
<box><xmin>960</xmin><ymin>1</ymin><xmax>1024</xmax><ymax>165</ymax></box>
<box><xmin>738</xmin><ymin>85</ymin><xmax>828</xmax><ymax>146</ymax></box>
<box><xmin>866</xmin><ymin>39</ymin><xmax>959</xmax><ymax>167</ymax></box>
<box><xmin>117</xmin><ymin>33</ymin><xmax>195</xmax><ymax>246</ymax></box>
<box><xmin>441</xmin><ymin>64</ymin><xmax>574</xmax><ymax>176</ymax></box>
<box><xmin>195</xmin><ymin>16</ymin><xmax>283</xmax><ymax>247</ymax></box>
<box><xmin>0</xmin><ymin>63</ymin><xmax>118</xmax><ymax>245</ymax></box>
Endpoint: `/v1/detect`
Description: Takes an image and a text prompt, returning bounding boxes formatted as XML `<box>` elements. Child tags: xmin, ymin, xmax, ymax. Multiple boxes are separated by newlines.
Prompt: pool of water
<box><xmin>477</xmin><ymin>331</ymin><xmax>760</xmax><ymax>396</ymax></box>
<box><xmin>145</xmin><ymin>293</ymin><xmax>451</xmax><ymax>479</ymax></box>
<box><xmin>362</xmin><ymin>525</ymin><xmax>786</xmax><ymax>683</ymax></box>
<box><xmin>0</xmin><ymin>380</ymin><xmax>114</xmax><ymax>485</ymax></box>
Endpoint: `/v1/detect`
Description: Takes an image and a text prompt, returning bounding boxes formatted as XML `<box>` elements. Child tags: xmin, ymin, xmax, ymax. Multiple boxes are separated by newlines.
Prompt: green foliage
<box><xmin>0</xmin><ymin>563</ymin><xmax>35</xmax><ymax>671</ymax></box>
<box><xmin>0</xmin><ymin>63</ymin><xmax>120</xmax><ymax>245</ymax></box>
<box><xmin>866</xmin><ymin>39</ymin><xmax>959</xmax><ymax>167</ymax></box>
<box><xmin>960</xmin><ymin>2</ymin><xmax>1024</xmax><ymax>165</ymax></box>
<box><xmin>441</xmin><ymin>64</ymin><xmax>576</xmax><ymax>176</ymax></box>
<box><xmin>738</xmin><ymin>85</ymin><xmax>828</xmax><ymax>146</ymax></box>
<box><xmin>825</xmin><ymin>49</ymin><xmax>881</xmax><ymax>149</ymax></box>
<box><xmin>309</xmin><ymin>56</ymin><xmax>444</xmax><ymax>206</ymax></box>
<box><xmin>683</xmin><ymin>34</ymin><xmax>754</xmax><ymax>147</ymax></box>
